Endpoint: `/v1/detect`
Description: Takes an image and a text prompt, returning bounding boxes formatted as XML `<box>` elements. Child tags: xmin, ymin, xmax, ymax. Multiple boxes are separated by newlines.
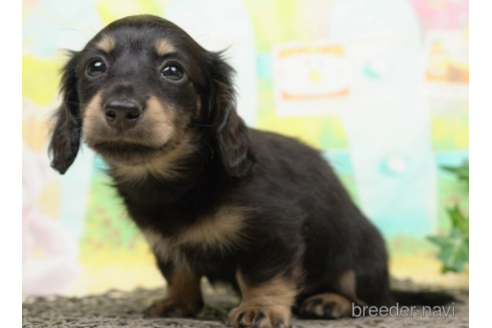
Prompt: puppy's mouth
<box><xmin>91</xmin><ymin>140</ymin><xmax>170</xmax><ymax>165</ymax></box>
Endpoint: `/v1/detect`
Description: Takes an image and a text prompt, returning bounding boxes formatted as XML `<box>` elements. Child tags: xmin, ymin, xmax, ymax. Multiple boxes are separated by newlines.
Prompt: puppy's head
<box><xmin>49</xmin><ymin>15</ymin><xmax>251</xmax><ymax>177</ymax></box>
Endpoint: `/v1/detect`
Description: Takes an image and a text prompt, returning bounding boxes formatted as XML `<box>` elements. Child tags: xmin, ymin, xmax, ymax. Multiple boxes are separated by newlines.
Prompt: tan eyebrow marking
<box><xmin>95</xmin><ymin>34</ymin><xmax>115</xmax><ymax>53</ymax></box>
<box><xmin>155</xmin><ymin>39</ymin><xmax>176</xmax><ymax>56</ymax></box>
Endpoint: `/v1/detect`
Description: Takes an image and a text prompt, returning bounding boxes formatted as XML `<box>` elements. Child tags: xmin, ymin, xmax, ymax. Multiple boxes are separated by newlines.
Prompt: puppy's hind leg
<box><xmin>299</xmin><ymin>293</ymin><xmax>352</xmax><ymax>319</ymax></box>
<box><xmin>297</xmin><ymin>270</ymin><xmax>368</xmax><ymax>319</ymax></box>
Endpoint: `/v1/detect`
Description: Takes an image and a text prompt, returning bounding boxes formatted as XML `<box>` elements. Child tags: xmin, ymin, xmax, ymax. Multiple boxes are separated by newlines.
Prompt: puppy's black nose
<box><xmin>104</xmin><ymin>99</ymin><xmax>143</xmax><ymax>130</ymax></box>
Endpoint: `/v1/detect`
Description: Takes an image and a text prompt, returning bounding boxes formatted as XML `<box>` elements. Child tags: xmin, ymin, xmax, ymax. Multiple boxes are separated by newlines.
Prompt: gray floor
<box><xmin>22</xmin><ymin>285</ymin><xmax>468</xmax><ymax>328</ymax></box>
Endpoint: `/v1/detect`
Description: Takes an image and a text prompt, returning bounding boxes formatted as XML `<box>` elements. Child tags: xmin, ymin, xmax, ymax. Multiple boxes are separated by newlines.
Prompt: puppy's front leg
<box><xmin>229</xmin><ymin>270</ymin><xmax>297</xmax><ymax>328</ymax></box>
<box><xmin>145</xmin><ymin>262</ymin><xmax>203</xmax><ymax>318</ymax></box>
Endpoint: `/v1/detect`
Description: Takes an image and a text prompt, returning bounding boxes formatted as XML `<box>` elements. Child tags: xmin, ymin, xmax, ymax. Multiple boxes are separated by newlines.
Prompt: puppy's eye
<box><xmin>162</xmin><ymin>65</ymin><xmax>184</xmax><ymax>81</ymax></box>
<box><xmin>87</xmin><ymin>60</ymin><xmax>106</xmax><ymax>77</ymax></box>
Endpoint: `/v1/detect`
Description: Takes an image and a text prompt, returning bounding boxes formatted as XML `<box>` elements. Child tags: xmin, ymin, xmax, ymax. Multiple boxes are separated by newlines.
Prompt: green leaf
<box><xmin>431</xmin><ymin>160</ymin><xmax>469</xmax><ymax>273</ymax></box>
<box><xmin>446</xmin><ymin>205</ymin><xmax>469</xmax><ymax>238</ymax></box>
<box><xmin>442</xmin><ymin>160</ymin><xmax>469</xmax><ymax>182</ymax></box>
<box><xmin>428</xmin><ymin>229</ymin><xmax>469</xmax><ymax>273</ymax></box>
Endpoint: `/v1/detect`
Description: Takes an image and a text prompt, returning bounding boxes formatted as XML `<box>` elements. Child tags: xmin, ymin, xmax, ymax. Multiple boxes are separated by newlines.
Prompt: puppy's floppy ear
<box><xmin>208</xmin><ymin>52</ymin><xmax>253</xmax><ymax>177</ymax></box>
<box><xmin>49</xmin><ymin>51</ymin><xmax>81</xmax><ymax>174</ymax></box>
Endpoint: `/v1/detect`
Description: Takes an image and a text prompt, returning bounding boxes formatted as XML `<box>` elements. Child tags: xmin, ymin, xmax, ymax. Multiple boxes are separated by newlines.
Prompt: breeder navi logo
<box><xmin>352</xmin><ymin>303</ymin><xmax>456</xmax><ymax>318</ymax></box>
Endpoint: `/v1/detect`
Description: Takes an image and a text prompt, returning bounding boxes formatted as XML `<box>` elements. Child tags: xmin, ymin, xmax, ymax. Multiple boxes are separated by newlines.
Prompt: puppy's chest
<box><xmin>141</xmin><ymin>207</ymin><xmax>245</xmax><ymax>266</ymax></box>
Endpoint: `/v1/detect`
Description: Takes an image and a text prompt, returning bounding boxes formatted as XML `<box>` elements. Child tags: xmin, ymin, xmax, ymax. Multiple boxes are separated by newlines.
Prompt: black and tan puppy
<box><xmin>49</xmin><ymin>15</ymin><xmax>452</xmax><ymax>328</ymax></box>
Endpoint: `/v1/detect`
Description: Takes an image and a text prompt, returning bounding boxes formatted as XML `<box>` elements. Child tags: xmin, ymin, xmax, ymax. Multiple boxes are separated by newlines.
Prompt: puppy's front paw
<box><xmin>228</xmin><ymin>304</ymin><xmax>290</xmax><ymax>328</ymax></box>
<box><xmin>145</xmin><ymin>298</ymin><xmax>203</xmax><ymax>318</ymax></box>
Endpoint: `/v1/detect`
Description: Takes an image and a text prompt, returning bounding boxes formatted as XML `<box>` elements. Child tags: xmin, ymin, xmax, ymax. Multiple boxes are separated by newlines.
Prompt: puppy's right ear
<box><xmin>49</xmin><ymin>51</ymin><xmax>81</xmax><ymax>174</ymax></box>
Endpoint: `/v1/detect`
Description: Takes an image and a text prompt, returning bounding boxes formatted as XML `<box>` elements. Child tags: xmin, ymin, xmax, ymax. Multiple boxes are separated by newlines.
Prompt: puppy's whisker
<box><xmin>63</xmin><ymin>100</ymin><xmax>84</xmax><ymax>106</ymax></box>
<box><xmin>58</xmin><ymin>27</ymin><xmax>90</xmax><ymax>37</ymax></box>
<box><xmin>80</xmin><ymin>17</ymin><xmax>100</xmax><ymax>34</ymax></box>
<box><xmin>194</xmin><ymin>136</ymin><xmax>214</xmax><ymax>160</ymax></box>
<box><xmin>186</xmin><ymin>143</ymin><xmax>209</xmax><ymax>162</ymax></box>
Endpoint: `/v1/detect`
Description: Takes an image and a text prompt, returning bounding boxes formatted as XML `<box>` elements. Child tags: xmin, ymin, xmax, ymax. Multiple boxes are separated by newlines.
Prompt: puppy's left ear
<box><xmin>49</xmin><ymin>51</ymin><xmax>82</xmax><ymax>174</ymax></box>
<box><xmin>208</xmin><ymin>53</ymin><xmax>253</xmax><ymax>177</ymax></box>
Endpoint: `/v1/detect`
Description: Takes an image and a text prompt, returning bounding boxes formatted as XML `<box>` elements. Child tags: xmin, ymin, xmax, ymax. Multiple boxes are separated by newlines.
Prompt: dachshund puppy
<box><xmin>49</xmin><ymin>15</ymin><xmax>452</xmax><ymax>328</ymax></box>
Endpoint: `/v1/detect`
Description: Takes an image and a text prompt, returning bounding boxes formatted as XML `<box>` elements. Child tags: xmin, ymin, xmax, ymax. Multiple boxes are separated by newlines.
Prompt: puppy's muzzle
<box><xmin>104</xmin><ymin>98</ymin><xmax>144</xmax><ymax>130</ymax></box>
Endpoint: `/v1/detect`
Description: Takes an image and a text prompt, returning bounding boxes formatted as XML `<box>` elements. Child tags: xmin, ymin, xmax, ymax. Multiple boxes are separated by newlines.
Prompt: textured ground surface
<box><xmin>23</xmin><ymin>283</ymin><xmax>468</xmax><ymax>328</ymax></box>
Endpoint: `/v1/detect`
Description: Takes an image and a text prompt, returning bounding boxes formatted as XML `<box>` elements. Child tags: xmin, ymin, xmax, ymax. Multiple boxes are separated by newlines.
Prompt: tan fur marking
<box><xmin>177</xmin><ymin>207</ymin><xmax>245</xmax><ymax>250</ymax></box>
<box><xmin>302</xmin><ymin>293</ymin><xmax>352</xmax><ymax>318</ymax></box>
<box><xmin>145</xmin><ymin>96</ymin><xmax>175</xmax><ymax>145</ymax></box>
<box><xmin>95</xmin><ymin>34</ymin><xmax>115</xmax><ymax>53</ymax></box>
<box><xmin>229</xmin><ymin>271</ymin><xmax>296</xmax><ymax>328</ymax></box>
<box><xmin>236</xmin><ymin>271</ymin><xmax>297</xmax><ymax>308</ymax></box>
<box><xmin>155</xmin><ymin>39</ymin><xmax>176</xmax><ymax>56</ymax></box>
<box><xmin>82</xmin><ymin>91</ymin><xmax>104</xmax><ymax>137</ymax></box>
<box><xmin>110</xmin><ymin>136</ymin><xmax>192</xmax><ymax>184</ymax></box>
<box><xmin>143</xmin><ymin>207</ymin><xmax>245</xmax><ymax>267</ymax></box>
<box><xmin>146</xmin><ymin>268</ymin><xmax>203</xmax><ymax>318</ymax></box>
<box><xmin>195</xmin><ymin>98</ymin><xmax>201</xmax><ymax>117</ymax></box>
<box><xmin>338</xmin><ymin>270</ymin><xmax>366</xmax><ymax>306</ymax></box>
<box><xmin>168</xmin><ymin>269</ymin><xmax>202</xmax><ymax>302</ymax></box>
<box><xmin>82</xmin><ymin>91</ymin><xmax>103</xmax><ymax>120</ymax></box>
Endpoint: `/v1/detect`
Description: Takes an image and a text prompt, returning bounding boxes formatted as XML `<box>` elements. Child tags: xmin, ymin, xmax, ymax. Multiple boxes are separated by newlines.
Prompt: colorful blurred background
<box><xmin>22</xmin><ymin>0</ymin><xmax>469</xmax><ymax>296</ymax></box>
